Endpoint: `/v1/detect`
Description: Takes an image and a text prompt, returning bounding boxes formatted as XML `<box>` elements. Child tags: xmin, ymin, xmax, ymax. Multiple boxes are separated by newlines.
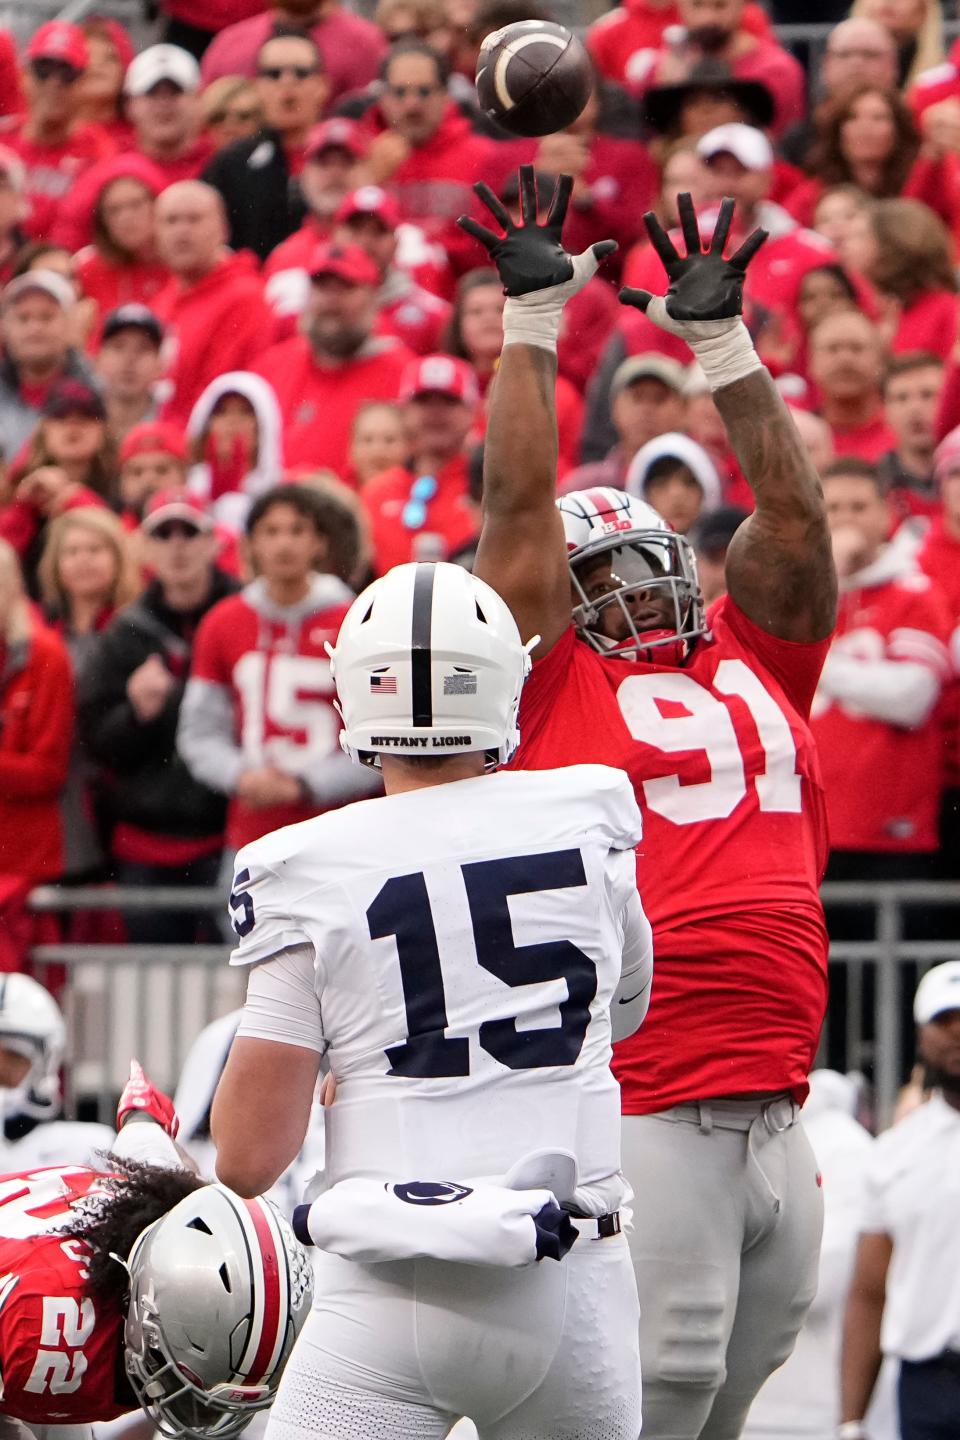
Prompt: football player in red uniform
<box><xmin>461</xmin><ymin>168</ymin><xmax>837</xmax><ymax>1439</ymax></box>
<box><xmin>0</xmin><ymin>1063</ymin><xmax>311</xmax><ymax>1439</ymax></box>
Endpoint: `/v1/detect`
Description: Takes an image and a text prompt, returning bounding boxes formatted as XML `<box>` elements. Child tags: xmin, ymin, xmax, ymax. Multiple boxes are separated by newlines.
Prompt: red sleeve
<box><xmin>936</xmin><ymin>354</ymin><xmax>960</xmax><ymax>441</ymax></box>
<box><xmin>0</xmin><ymin>630</ymin><xmax>73</xmax><ymax>798</ymax></box>
<box><xmin>713</xmin><ymin>596</ymin><xmax>831</xmax><ymax>719</ymax></box>
<box><xmin>904</xmin><ymin>153</ymin><xmax>960</xmax><ymax>239</ymax></box>
<box><xmin>0</xmin><ymin>499</ymin><xmax>40</xmax><ymax>558</ymax></box>
<box><xmin>0</xmin><ymin>31</ymin><xmax>23</xmax><ymax>118</ymax></box>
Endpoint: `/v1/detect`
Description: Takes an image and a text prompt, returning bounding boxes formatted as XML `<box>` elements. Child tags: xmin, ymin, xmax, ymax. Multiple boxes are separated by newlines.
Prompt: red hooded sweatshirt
<box><xmin>0</xmin><ymin>619</ymin><xmax>73</xmax><ymax>884</ymax></box>
<box><xmin>155</xmin><ymin>252</ymin><xmax>273</xmax><ymax>428</ymax></box>
<box><xmin>587</xmin><ymin>0</ymin><xmax>770</xmax><ymax>87</ymax></box>
<box><xmin>363</xmin><ymin>104</ymin><xmax>497</xmax><ymax>285</ymax></box>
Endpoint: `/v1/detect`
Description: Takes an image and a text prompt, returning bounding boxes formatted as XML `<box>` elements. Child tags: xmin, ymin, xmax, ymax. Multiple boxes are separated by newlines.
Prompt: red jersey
<box><xmin>187</xmin><ymin>576</ymin><xmax>355</xmax><ymax>850</ymax></box>
<box><xmin>811</xmin><ymin>568</ymin><xmax>952</xmax><ymax>852</ymax></box>
<box><xmin>828</xmin><ymin>411</ymin><xmax>897</xmax><ymax>464</ymax></box>
<box><xmin>75</xmin><ymin>248</ymin><xmax>171</xmax><ymax>345</ymax></box>
<box><xmin>253</xmin><ymin>335</ymin><xmax>413</xmax><ymax>473</ymax></box>
<box><xmin>917</xmin><ymin>517</ymin><xmax>960</xmax><ymax>787</ymax></box>
<box><xmin>0</xmin><ymin>1166</ymin><xmax>127</xmax><ymax>1426</ymax></box>
<box><xmin>1</xmin><ymin>122</ymin><xmax>115</xmax><ymax>240</ymax></box>
<box><xmin>510</xmin><ymin>597</ymin><xmax>830</xmax><ymax>1112</ymax></box>
<box><xmin>363</xmin><ymin>456</ymin><xmax>478</xmax><ymax>574</ymax></box>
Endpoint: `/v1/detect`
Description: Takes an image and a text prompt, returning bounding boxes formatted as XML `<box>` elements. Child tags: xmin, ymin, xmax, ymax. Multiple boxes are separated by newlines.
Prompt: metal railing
<box><xmin>26</xmin><ymin>878</ymin><xmax>960</xmax><ymax>1127</ymax></box>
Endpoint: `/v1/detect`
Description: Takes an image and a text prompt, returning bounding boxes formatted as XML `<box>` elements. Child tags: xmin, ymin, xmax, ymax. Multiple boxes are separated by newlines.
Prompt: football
<box><xmin>475</xmin><ymin>20</ymin><xmax>593</xmax><ymax>138</ymax></box>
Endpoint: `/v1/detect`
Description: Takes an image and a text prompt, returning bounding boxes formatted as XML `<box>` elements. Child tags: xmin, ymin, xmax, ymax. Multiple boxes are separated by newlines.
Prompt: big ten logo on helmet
<box><xmin>602</xmin><ymin>518</ymin><xmax>633</xmax><ymax>534</ymax></box>
<box><xmin>390</xmin><ymin>1182</ymin><xmax>473</xmax><ymax>1206</ymax></box>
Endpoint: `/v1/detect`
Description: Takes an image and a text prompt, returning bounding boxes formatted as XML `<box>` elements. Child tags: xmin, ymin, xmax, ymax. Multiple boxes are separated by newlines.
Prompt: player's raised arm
<box><xmin>620</xmin><ymin>195</ymin><xmax>837</xmax><ymax>643</ymax></box>
<box><xmin>458</xmin><ymin>165</ymin><xmax>617</xmax><ymax>657</ymax></box>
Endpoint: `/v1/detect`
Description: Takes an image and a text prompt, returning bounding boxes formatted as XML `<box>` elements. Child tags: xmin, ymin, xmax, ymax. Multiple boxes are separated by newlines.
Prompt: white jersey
<box><xmin>231</xmin><ymin>764</ymin><xmax>651</xmax><ymax>1193</ymax></box>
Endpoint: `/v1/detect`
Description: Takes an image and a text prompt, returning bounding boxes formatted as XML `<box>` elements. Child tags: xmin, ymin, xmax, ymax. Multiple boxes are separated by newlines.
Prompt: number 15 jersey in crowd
<box><xmin>511</xmin><ymin>596</ymin><xmax>831</xmax><ymax>1114</ymax></box>
<box><xmin>229</xmin><ymin>766</ymin><xmax>650</xmax><ymax>1193</ymax></box>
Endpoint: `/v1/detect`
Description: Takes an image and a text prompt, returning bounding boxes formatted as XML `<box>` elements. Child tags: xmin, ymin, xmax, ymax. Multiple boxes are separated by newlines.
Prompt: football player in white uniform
<box><xmin>212</xmin><ymin>561</ymin><xmax>653</xmax><ymax>1440</ymax></box>
<box><xmin>0</xmin><ymin>975</ymin><xmax>116</xmax><ymax>1168</ymax></box>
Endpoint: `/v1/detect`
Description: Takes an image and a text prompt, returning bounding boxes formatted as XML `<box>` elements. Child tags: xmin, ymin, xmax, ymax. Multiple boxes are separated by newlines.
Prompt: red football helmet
<box><xmin>558</xmin><ymin>487</ymin><xmax>706</xmax><ymax>661</ymax></box>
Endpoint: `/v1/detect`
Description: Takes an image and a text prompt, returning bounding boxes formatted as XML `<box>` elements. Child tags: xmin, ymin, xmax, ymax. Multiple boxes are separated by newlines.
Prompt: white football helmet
<box><xmin>125</xmin><ymin>1185</ymin><xmax>313</xmax><ymax>1440</ymax></box>
<box><xmin>329</xmin><ymin>561</ymin><xmax>536</xmax><ymax>770</ymax></box>
<box><xmin>0</xmin><ymin>973</ymin><xmax>66</xmax><ymax>1118</ymax></box>
<box><xmin>558</xmin><ymin>486</ymin><xmax>706</xmax><ymax>660</ymax></box>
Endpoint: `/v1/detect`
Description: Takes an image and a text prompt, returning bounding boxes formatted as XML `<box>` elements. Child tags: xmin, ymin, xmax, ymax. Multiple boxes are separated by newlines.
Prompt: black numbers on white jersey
<box><xmin>366</xmin><ymin>849</ymin><xmax>598</xmax><ymax>1078</ymax></box>
<box><xmin>229</xmin><ymin>868</ymin><xmax>256</xmax><ymax>938</ymax></box>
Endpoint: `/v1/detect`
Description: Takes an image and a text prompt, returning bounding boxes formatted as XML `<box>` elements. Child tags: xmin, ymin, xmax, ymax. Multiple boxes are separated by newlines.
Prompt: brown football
<box><xmin>475</xmin><ymin>21</ymin><xmax>593</xmax><ymax>138</ymax></box>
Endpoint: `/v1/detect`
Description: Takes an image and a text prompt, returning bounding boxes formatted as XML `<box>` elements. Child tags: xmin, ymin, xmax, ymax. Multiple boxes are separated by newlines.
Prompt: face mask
<box><xmin>687</xmin><ymin>24</ymin><xmax>732</xmax><ymax>52</ymax></box>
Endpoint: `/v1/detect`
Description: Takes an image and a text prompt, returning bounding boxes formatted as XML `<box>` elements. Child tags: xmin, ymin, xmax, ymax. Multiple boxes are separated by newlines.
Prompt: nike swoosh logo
<box><xmin>618</xmin><ymin>988</ymin><xmax>648</xmax><ymax>1005</ymax></box>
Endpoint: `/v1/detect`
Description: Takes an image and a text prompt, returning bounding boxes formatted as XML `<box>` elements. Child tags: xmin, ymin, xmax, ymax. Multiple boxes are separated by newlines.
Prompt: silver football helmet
<box><xmin>125</xmin><ymin>1185</ymin><xmax>313</xmax><ymax>1440</ymax></box>
<box><xmin>558</xmin><ymin>487</ymin><xmax>706</xmax><ymax>661</ymax></box>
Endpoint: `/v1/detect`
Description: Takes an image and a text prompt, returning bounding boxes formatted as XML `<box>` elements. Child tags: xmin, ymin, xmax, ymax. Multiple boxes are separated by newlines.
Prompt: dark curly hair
<box><xmin>63</xmin><ymin>1156</ymin><xmax>205</xmax><ymax>1302</ymax></box>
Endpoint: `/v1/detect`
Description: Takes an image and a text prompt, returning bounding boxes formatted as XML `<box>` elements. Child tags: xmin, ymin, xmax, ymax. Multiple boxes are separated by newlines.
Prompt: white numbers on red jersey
<box><xmin>0</xmin><ymin>1170</ymin><xmax>101</xmax><ymax>1239</ymax></box>
<box><xmin>25</xmin><ymin>1297</ymin><xmax>95</xmax><ymax>1396</ymax></box>
<box><xmin>617</xmin><ymin>658</ymin><xmax>802</xmax><ymax>825</ymax></box>
<box><xmin>233</xmin><ymin>652</ymin><xmax>338</xmax><ymax>766</ymax></box>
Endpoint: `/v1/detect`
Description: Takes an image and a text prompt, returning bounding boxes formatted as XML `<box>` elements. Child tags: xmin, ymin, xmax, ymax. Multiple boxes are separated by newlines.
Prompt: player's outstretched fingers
<box><xmin>589</xmin><ymin>239</ymin><xmax>618</xmax><ymax>264</ymax></box>
<box><xmin>472</xmin><ymin>180</ymin><xmax>514</xmax><ymax>231</ymax></box>
<box><xmin>519</xmin><ymin>163</ymin><xmax>540</xmax><ymax>225</ymax></box>
<box><xmin>619</xmin><ymin>286</ymin><xmax>654</xmax><ymax>312</ymax></box>
<box><xmin>677</xmin><ymin>191</ymin><xmax>703</xmax><ymax>257</ymax></box>
<box><xmin>545</xmin><ymin>172</ymin><xmax>574</xmax><ymax>232</ymax></box>
<box><xmin>643</xmin><ymin>210</ymin><xmax>679</xmax><ymax>271</ymax></box>
<box><xmin>458</xmin><ymin>214</ymin><xmax>502</xmax><ymax>248</ymax></box>
<box><xmin>710</xmin><ymin>196</ymin><xmax>735</xmax><ymax>257</ymax></box>
<box><xmin>730</xmin><ymin>225</ymin><xmax>769</xmax><ymax>271</ymax></box>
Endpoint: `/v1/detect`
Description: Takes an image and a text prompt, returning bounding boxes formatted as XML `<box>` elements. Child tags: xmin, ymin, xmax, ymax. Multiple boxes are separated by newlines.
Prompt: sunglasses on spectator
<box><xmin>258</xmin><ymin>64</ymin><xmax>317</xmax><ymax>81</ymax></box>
<box><xmin>386</xmin><ymin>82</ymin><xmax>442</xmax><ymax>100</ymax></box>
<box><xmin>402</xmin><ymin>474</ymin><xmax>438</xmax><ymax>530</ymax></box>
<box><xmin>150</xmin><ymin>521</ymin><xmax>203</xmax><ymax>541</ymax></box>
<box><xmin>30</xmin><ymin>58</ymin><xmax>81</xmax><ymax>84</ymax></box>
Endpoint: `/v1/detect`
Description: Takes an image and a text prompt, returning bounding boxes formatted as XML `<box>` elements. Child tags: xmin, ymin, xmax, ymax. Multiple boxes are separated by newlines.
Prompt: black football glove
<box><xmin>619</xmin><ymin>193</ymin><xmax>767</xmax><ymax>330</ymax></box>
<box><xmin>458</xmin><ymin>163</ymin><xmax>616</xmax><ymax>298</ymax></box>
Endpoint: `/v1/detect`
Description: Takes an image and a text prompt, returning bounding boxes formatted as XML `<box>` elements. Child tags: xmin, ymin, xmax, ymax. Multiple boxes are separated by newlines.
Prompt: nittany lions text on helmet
<box><xmin>558</xmin><ymin>487</ymin><xmax>706</xmax><ymax>661</ymax></box>
<box><xmin>328</xmin><ymin>561</ymin><xmax>538</xmax><ymax>770</ymax></box>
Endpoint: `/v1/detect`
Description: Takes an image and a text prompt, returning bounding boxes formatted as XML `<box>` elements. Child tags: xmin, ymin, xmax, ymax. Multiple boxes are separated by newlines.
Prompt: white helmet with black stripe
<box><xmin>0</xmin><ymin>973</ymin><xmax>66</xmax><ymax>1118</ymax></box>
<box><xmin>558</xmin><ymin>486</ymin><xmax>706</xmax><ymax>661</ymax></box>
<box><xmin>124</xmin><ymin>1185</ymin><xmax>313</xmax><ymax>1440</ymax></box>
<box><xmin>328</xmin><ymin>561</ymin><xmax>537</xmax><ymax>770</ymax></box>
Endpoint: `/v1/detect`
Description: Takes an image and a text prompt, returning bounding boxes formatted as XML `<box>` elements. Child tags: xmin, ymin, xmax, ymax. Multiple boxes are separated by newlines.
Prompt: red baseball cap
<box><xmin>400</xmin><ymin>355</ymin><xmax>480</xmax><ymax>406</ymax></box>
<box><xmin>27</xmin><ymin>21</ymin><xmax>89</xmax><ymax>72</ymax></box>
<box><xmin>335</xmin><ymin>185</ymin><xmax>401</xmax><ymax>232</ymax></box>
<box><xmin>120</xmin><ymin>422</ymin><xmax>188</xmax><ymax>468</ymax></box>
<box><xmin>308</xmin><ymin>241</ymin><xmax>380</xmax><ymax>288</ymax></box>
<box><xmin>141</xmin><ymin>487</ymin><xmax>212</xmax><ymax>534</ymax></box>
<box><xmin>305</xmin><ymin>118</ymin><xmax>367</xmax><ymax>161</ymax></box>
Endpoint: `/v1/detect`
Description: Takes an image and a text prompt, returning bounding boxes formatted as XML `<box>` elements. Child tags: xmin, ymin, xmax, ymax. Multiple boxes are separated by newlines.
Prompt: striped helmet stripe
<box><xmin>233</xmin><ymin>1196</ymin><xmax>287</xmax><ymax>1386</ymax></box>
<box><xmin>410</xmin><ymin>563</ymin><xmax>436</xmax><ymax>727</ymax></box>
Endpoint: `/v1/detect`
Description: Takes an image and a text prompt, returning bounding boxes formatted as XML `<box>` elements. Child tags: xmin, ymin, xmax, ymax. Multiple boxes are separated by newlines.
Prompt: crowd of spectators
<box><xmin>2</xmin><ymin>0</ymin><xmax>960</xmax><ymax>981</ymax></box>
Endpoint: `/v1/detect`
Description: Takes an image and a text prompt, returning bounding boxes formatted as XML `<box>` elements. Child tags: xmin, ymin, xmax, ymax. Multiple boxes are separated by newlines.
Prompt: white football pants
<box><xmin>265</xmin><ymin>1223</ymin><xmax>641</xmax><ymax>1440</ymax></box>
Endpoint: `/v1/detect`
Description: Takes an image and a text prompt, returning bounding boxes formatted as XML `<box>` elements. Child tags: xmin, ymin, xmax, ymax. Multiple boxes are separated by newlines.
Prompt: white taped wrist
<box><xmin>502</xmin><ymin>292</ymin><xmax>563</xmax><ymax>353</ymax></box>
<box><xmin>687</xmin><ymin>318</ymin><xmax>761</xmax><ymax>392</ymax></box>
<box><xmin>837</xmin><ymin>1422</ymin><xmax>867</xmax><ymax>1440</ymax></box>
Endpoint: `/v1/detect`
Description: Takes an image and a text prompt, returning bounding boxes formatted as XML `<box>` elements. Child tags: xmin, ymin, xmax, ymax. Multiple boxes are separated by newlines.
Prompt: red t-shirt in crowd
<box><xmin>0</xmin><ymin>1167</ymin><xmax>127</xmax><ymax>1427</ymax></box>
<box><xmin>253</xmin><ymin>334</ymin><xmax>413</xmax><ymax>474</ymax></box>
<box><xmin>75</xmin><ymin>248</ymin><xmax>171</xmax><ymax>344</ymax></box>
<box><xmin>363</xmin><ymin>456</ymin><xmax>478</xmax><ymax>574</ymax></box>
<box><xmin>509</xmin><ymin>595</ymin><xmax>830</xmax><ymax>1113</ymax></box>
<box><xmin>155</xmin><ymin>252</ymin><xmax>272</xmax><ymax>428</ymax></box>
<box><xmin>917</xmin><ymin>517</ymin><xmax>960</xmax><ymax>788</ymax></box>
<box><xmin>1</xmin><ymin>121</ymin><xmax>115</xmax><ymax>240</ymax></box>
<box><xmin>200</xmin><ymin>5</ymin><xmax>387</xmax><ymax>103</ymax></box>
<box><xmin>827</xmin><ymin>411</ymin><xmax>898</xmax><ymax>463</ymax></box>
<box><xmin>891</xmin><ymin>289</ymin><xmax>960</xmax><ymax>361</ymax></box>
<box><xmin>378</xmin><ymin>278</ymin><xmax>451</xmax><ymax>357</ymax></box>
<box><xmin>0</xmin><ymin>621</ymin><xmax>73</xmax><ymax>884</ymax></box>
<box><xmin>132</xmin><ymin>135</ymin><xmax>217</xmax><ymax>188</ymax></box>
<box><xmin>587</xmin><ymin>0</ymin><xmax>770</xmax><ymax>87</ymax></box>
<box><xmin>811</xmin><ymin>570</ymin><xmax>952</xmax><ymax>853</ymax></box>
<box><xmin>188</xmin><ymin>583</ymin><xmax>351</xmax><ymax>850</ymax></box>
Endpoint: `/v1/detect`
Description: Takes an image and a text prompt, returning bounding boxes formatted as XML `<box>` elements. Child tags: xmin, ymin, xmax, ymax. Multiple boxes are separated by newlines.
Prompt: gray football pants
<box><xmin>622</xmin><ymin>1096</ymin><xmax>824</xmax><ymax>1440</ymax></box>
